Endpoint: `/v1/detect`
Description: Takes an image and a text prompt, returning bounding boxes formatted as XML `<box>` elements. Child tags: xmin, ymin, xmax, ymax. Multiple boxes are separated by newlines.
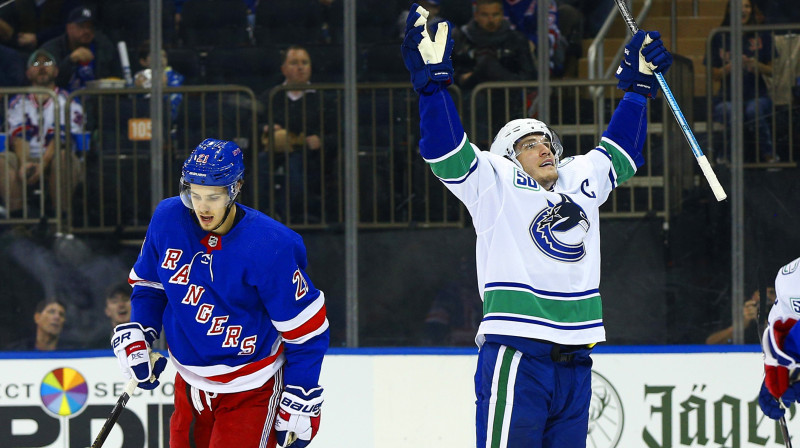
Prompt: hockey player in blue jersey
<box><xmin>402</xmin><ymin>4</ymin><xmax>671</xmax><ymax>447</ymax></box>
<box><xmin>111</xmin><ymin>138</ymin><xmax>328</xmax><ymax>448</ymax></box>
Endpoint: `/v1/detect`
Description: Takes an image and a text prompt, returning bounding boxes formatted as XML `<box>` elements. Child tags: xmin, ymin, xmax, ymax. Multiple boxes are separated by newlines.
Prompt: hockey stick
<box><xmin>612</xmin><ymin>0</ymin><xmax>727</xmax><ymax>202</ymax></box>
<box><xmin>758</xmin><ymin>265</ymin><xmax>793</xmax><ymax>448</ymax></box>
<box><xmin>91</xmin><ymin>352</ymin><xmax>164</xmax><ymax>448</ymax></box>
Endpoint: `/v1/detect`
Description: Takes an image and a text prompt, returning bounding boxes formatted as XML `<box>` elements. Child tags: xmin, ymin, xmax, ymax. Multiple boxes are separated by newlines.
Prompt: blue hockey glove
<box><xmin>274</xmin><ymin>385</ymin><xmax>323</xmax><ymax>447</ymax></box>
<box><xmin>615</xmin><ymin>30</ymin><xmax>673</xmax><ymax>98</ymax></box>
<box><xmin>759</xmin><ymin>381</ymin><xmax>800</xmax><ymax>420</ymax></box>
<box><xmin>111</xmin><ymin>322</ymin><xmax>167</xmax><ymax>390</ymax></box>
<box><xmin>401</xmin><ymin>3</ymin><xmax>454</xmax><ymax>95</ymax></box>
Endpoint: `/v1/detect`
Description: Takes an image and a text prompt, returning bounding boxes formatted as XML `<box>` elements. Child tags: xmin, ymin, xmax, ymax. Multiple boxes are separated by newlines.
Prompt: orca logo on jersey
<box><xmin>529</xmin><ymin>193</ymin><xmax>590</xmax><ymax>262</ymax></box>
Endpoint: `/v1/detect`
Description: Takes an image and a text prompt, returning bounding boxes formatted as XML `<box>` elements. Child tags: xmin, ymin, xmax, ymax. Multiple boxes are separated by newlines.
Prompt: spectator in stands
<box><xmin>502</xmin><ymin>0</ymin><xmax>568</xmax><ymax>77</ymax></box>
<box><xmin>40</xmin><ymin>5</ymin><xmax>121</xmax><ymax>92</ymax></box>
<box><xmin>258</xmin><ymin>45</ymin><xmax>331</xmax><ymax>223</ymax></box>
<box><xmin>761</xmin><ymin>0</ymin><xmax>800</xmax><ymax>25</ymax></box>
<box><xmin>134</xmin><ymin>40</ymin><xmax>184</xmax><ymax>122</ymax></box>
<box><xmin>174</xmin><ymin>0</ymin><xmax>257</xmax><ymax>41</ymax></box>
<box><xmin>0</xmin><ymin>49</ymin><xmax>85</xmax><ymax>218</ymax></box>
<box><xmin>705</xmin><ymin>287</ymin><xmax>774</xmax><ymax>344</ymax></box>
<box><xmin>0</xmin><ymin>0</ymin><xmax>79</xmax><ymax>51</ymax></box>
<box><xmin>705</xmin><ymin>0</ymin><xmax>775</xmax><ymax>163</ymax></box>
<box><xmin>86</xmin><ymin>282</ymin><xmax>131</xmax><ymax>349</ymax></box>
<box><xmin>557</xmin><ymin>0</ymin><xmax>614</xmax><ymax>39</ymax></box>
<box><xmin>451</xmin><ymin>0</ymin><xmax>536</xmax><ymax>91</ymax></box>
<box><xmin>5</xmin><ymin>298</ymin><xmax>67</xmax><ymax>351</ymax></box>
<box><xmin>0</xmin><ymin>44</ymin><xmax>25</xmax><ymax>87</ymax></box>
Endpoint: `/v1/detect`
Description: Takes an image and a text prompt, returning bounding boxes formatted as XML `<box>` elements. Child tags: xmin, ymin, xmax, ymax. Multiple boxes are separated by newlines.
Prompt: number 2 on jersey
<box><xmin>293</xmin><ymin>269</ymin><xmax>309</xmax><ymax>300</ymax></box>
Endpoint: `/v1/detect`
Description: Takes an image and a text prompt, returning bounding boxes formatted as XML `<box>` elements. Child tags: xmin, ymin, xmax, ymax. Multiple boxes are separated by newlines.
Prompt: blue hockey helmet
<box><xmin>180</xmin><ymin>138</ymin><xmax>244</xmax><ymax>209</ymax></box>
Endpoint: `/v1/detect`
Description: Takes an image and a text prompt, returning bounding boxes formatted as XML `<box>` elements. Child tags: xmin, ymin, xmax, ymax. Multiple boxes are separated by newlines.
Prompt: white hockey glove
<box><xmin>111</xmin><ymin>322</ymin><xmax>167</xmax><ymax>390</ymax></box>
<box><xmin>274</xmin><ymin>385</ymin><xmax>323</xmax><ymax>448</ymax></box>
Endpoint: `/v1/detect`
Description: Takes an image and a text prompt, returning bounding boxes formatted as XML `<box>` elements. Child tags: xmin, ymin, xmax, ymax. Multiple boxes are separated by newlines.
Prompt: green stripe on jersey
<box><xmin>599</xmin><ymin>140</ymin><xmax>636</xmax><ymax>185</ymax></box>
<box><xmin>428</xmin><ymin>136</ymin><xmax>476</xmax><ymax>180</ymax></box>
<box><xmin>491</xmin><ymin>347</ymin><xmax>517</xmax><ymax>448</ymax></box>
<box><xmin>483</xmin><ymin>289</ymin><xmax>602</xmax><ymax>323</ymax></box>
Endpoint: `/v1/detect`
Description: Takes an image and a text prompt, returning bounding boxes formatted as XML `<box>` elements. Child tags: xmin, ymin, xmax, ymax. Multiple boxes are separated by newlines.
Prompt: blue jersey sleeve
<box><xmin>256</xmin><ymin>231</ymin><xmax>329</xmax><ymax>390</ymax></box>
<box><xmin>129</xmin><ymin>206</ymin><xmax>169</xmax><ymax>336</ymax></box>
<box><xmin>602</xmin><ymin>92</ymin><xmax>647</xmax><ymax>169</ymax></box>
<box><xmin>419</xmin><ymin>88</ymin><xmax>467</xmax><ymax>161</ymax></box>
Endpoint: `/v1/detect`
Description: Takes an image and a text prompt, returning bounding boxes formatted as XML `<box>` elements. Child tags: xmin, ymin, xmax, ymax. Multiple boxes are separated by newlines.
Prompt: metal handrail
<box><xmin>0</xmin><ymin>87</ymin><xmax>62</xmax><ymax>232</ymax></box>
<box><xmin>704</xmin><ymin>23</ymin><xmax>800</xmax><ymax>167</ymax></box>
<box><xmin>587</xmin><ymin>0</ymin><xmax>653</xmax><ymax>82</ymax></box>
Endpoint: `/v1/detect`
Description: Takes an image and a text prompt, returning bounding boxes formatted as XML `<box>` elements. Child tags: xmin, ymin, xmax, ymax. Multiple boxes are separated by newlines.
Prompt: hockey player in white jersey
<box><xmin>759</xmin><ymin>256</ymin><xmax>800</xmax><ymax>420</ymax></box>
<box><xmin>401</xmin><ymin>4</ymin><xmax>672</xmax><ymax>447</ymax></box>
<box><xmin>111</xmin><ymin>138</ymin><xmax>328</xmax><ymax>448</ymax></box>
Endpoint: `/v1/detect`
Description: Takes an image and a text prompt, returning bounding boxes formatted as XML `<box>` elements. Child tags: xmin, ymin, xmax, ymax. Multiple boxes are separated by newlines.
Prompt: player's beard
<box><xmin>196</xmin><ymin>210</ymin><xmax>220</xmax><ymax>231</ymax></box>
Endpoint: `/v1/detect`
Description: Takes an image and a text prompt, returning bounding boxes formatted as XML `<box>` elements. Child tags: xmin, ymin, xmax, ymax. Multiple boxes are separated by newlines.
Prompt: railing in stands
<box><xmin>704</xmin><ymin>24</ymin><xmax>800</xmax><ymax>168</ymax></box>
<box><xmin>468</xmin><ymin>78</ymin><xmax>670</xmax><ymax>221</ymax></box>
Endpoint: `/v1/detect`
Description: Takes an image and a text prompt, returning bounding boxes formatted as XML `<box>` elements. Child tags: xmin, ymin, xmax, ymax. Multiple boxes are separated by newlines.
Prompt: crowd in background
<box><xmin>0</xmin><ymin>0</ymin><xmax>798</xmax><ymax>350</ymax></box>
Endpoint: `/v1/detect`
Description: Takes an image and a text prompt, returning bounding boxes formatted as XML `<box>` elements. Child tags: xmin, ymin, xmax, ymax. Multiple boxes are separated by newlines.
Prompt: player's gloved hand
<box><xmin>275</xmin><ymin>385</ymin><xmax>323</xmax><ymax>447</ymax></box>
<box><xmin>111</xmin><ymin>322</ymin><xmax>167</xmax><ymax>390</ymax></box>
<box><xmin>615</xmin><ymin>30</ymin><xmax>673</xmax><ymax>98</ymax></box>
<box><xmin>401</xmin><ymin>3</ymin><xmax>454</xmax><ymax>95</ymax></box>
<box><xmin>759</xmin><ymin>381</ymin><xmax>800</xmax><ymax>420</ymax></box>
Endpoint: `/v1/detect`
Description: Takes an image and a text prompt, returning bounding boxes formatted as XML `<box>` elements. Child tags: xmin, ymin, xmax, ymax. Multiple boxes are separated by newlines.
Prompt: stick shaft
<box><xmin>613</xmin><ymin>0</ymin><xmax>727</xmax><ymax>201</ymax></box>
<box><xmin>91</xmin><ymin>379</ymin><xmax>137</xmax><ymax>448</ymax></box>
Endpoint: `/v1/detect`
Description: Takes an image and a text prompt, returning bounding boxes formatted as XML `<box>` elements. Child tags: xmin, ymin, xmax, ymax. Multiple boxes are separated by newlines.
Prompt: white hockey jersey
<box><xmin>7</xmin><ymin>89</ymin><xmax>84</xmax><ymax>158</ymax></box>
<box><xmin>763</xmin><ymin>257</ymin><xmax>800</xmax><ymax>398</ymax></box>
<box><xmin>419</xmin><ymin>89</ymin><xmax>646</xmax><ymax>346</ymax></box>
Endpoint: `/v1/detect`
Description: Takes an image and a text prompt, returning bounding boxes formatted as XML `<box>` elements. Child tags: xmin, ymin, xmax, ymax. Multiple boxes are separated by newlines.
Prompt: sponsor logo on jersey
<box><xmin>529</xmin><ymin>193</ymin><xmax>590</xmax><ymax>262</ymax></box>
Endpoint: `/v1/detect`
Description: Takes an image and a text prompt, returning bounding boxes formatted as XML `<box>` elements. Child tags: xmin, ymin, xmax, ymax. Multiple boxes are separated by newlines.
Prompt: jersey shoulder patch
<box><xmin>557</xmin><ymin>156</ymin><xmax>575</xmax><ymax>167</ymax></box>
<box><xmin>781</xmin><ymin>258</ymin><xmax>800</xmax><ymax>275</ymax></box>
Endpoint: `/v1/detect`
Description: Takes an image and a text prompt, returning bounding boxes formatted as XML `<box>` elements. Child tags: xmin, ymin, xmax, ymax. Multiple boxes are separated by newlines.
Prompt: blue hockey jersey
<box><xmin>129</xmin><ymin>198</ymin><xmax>329</xmax><ymax>393</ymax></box>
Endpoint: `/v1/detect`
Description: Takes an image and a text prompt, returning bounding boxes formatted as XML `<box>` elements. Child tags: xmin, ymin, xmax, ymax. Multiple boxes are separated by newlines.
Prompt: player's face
<box><xmin>515</xmin><ymin>133</ymin><xmax>558</xmax><ymax>189</ymax></box>
<box><xmin>282</xmin><ymin>49</ymin><xmax>312</xmax><ymax>85</ymax></box>
<box><xmin>474</xmin><ymin>3</ymin><xmax>504</xmax><ymax>33</ymax></box>
<box><xmin>189</xmin><ymin>183</ymin><xmax>235</xmax><ymax>233</ymax></box>
<box><xmin>35</xmin><ymin>303</ymin><xmax>66</xmax><ymax>337</ymax></box>
<box><xmin>104</xmin><ymin>293</ymin><xmax>131</xmax><ymax>327</ymax></box>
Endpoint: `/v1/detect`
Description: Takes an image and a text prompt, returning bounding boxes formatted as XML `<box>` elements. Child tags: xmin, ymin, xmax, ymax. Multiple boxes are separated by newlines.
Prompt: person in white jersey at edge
<box><xmin>758</xmin><ymin>256</ymin><xmax>800</xmax><ymax>422</ymax></box>
<box><xmin>401</xmin><ymin>4</ymin><xmax>672</xmax><ymax>447</ymax></box>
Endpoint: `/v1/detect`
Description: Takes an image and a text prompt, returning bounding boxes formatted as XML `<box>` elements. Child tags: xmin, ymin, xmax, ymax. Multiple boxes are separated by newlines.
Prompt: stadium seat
<box><xmin>254</xmin><ymin>0</ymin><xmax>323</xmax><ymax>45</ymax></box>
<box><xmin>356</xmin><ymin>0</ymin><xmax>399</xmax><ymax>42</ymax></box>
<box><xmin>181</xmin><ymin>0</ymin><xmax>250</xmax><ymax>48</ymax></box>
<box><xmin>166</xmin><ymin>48</ymin><xmax>202</xmax><ymax>85</ymax></box>
<box><xmin>205</xmin><ymin>46</ymin><xmax>283</xmax><ymax>94</ymax></box>
<box><xmin>99</xmin><ymin>0</ymin><xmax>175</xmax><ymax>51</ymax></box>
<box><xmin>359</xmin><ymin>40</ymin><xmax>406</xmax><ymax>82</ymax></box>
<box><xmin>303</xmin><ymin>43</ymin><xmax>345</xmax><ymax>83</ymax></box>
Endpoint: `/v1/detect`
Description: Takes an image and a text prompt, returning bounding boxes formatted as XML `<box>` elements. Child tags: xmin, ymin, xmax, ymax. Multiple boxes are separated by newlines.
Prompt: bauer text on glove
<box><xmin>111</xmin><ymin>322</ymin><xmax>166</xmax><ymax>390</ymax></box>
<box><xmin>274</xmin><ymin>385</ymin><xmax>323</xmax><ymax>448</ymax></box>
